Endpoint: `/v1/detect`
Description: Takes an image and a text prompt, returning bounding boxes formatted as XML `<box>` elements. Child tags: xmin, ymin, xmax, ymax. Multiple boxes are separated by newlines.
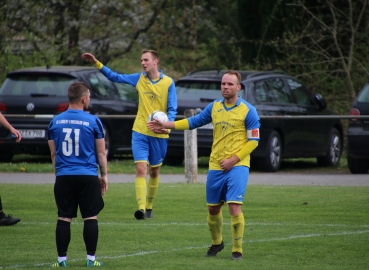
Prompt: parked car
<box><xmin>166</xmin><ymin>69</ymin><xmax>343</xmax><ymax>172</ymax></box>
<box><xmin>347</xmin><ymin>83</ymin><xmax>369</xmax><ymax>174</ymax></box>
<box><xmin>0</xmin><ymin>66</ymin><xmax>138</xmax><ymax>162</ymax></box>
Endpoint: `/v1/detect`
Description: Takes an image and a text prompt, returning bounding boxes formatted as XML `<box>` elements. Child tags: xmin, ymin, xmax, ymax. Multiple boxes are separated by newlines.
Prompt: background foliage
<box><xmin>1</xmin><ymin>0</ymin><xmax>369</xmax><ymax>115</ymax></box>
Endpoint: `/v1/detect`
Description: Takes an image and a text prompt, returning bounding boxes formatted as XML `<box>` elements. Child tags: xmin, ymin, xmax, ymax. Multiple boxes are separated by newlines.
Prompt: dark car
<box><xmin>347</xmin><ymin>83</ymin><xmax>369</xmax><ymax>174</ymax></box>
<box><xmin>0</xmin><ymin>66</ymin><xmax>138</xmax><ymax>162</ymax></box>
<box><xmin>166</xmin><ymin>70</ymin><xmax>343</xmax><ymax>172</ymax></box>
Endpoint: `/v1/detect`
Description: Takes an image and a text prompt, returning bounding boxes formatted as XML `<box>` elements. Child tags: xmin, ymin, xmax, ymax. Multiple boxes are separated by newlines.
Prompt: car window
<box><xmin>358</xmin><ymin>84</ymin><xmax>369</xmax><ymax>103</ymax></box>
<box><xmin>88</xmin><ymin>72</ymin><xmax>119</xmax><ymax>99</ymax></box>
<box><xmin>254</xmin><ymin>81</ymin><xmax>269</xmax><ymax>102</ymax></box>
<box><xmin>176</xmin><ymin>81</ymin><xmax>245</xmax><ymax>101</ymax></box>
<box><xmin>265</xmin><ymin>78</ymin><xmax>293</xmax><ymax>104</ymax></box>
<box><xmin>114</xmin><ymin>83</ymin><xmax>139</xmax><ymax>102</ymax></box>
<box><xmin>287</xmin><ymin>78</ymin><xmax>315</xmax><ymax>106</ymax></box>
<box><xmin>0</xmin><ymin>74</ymin><xmax>74</xmax><ymax>96</ymax></box>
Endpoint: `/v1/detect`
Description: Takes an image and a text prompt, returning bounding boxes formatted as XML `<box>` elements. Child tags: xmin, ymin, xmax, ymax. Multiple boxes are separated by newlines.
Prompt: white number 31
<box><xmin>62</xmin><ymin>128</ymin><xmax>80</xmax><ymax>156</ymax></box>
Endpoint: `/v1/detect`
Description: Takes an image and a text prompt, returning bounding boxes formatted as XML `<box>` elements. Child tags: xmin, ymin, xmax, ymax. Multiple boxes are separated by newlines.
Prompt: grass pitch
<box><xmin>0</xmin><ymin>182</ymin><xmax>368</xmax><ymax>269</ymax></box>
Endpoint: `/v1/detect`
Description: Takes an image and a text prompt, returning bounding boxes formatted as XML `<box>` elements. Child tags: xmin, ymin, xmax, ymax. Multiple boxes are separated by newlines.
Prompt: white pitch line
<box><xmin>18</xmin><ymin>221</ymin><xmax>369</xmax><ymax>228</ymax></box>
<box><xmin>244</xmin><ymin>230</ymin><xmax>369</xmax><ymax>243</ymax></box>
<box><xmin>2</xmin><ymin>230</ymin><xmax>369</xmax><ymax>269</ymax></box>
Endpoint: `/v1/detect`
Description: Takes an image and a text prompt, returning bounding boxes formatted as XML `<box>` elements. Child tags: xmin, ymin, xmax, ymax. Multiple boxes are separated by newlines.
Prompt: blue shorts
<box><xmin>206</xmin><ymin>166</ymin><xmax>249</xmax><ymax>206</ymax></box>
<box><xmin>132</xmin><ymin>131</ymin><xmax>168</xmax><ymax>167</ymax></box>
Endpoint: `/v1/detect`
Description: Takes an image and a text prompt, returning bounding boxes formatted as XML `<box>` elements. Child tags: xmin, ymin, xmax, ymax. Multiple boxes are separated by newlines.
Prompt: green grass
<box><xmin>1</xmin><ymin>183</ymin><xmax>368</xmax><ymax>269</ymax></box>
<box><xmin>0</xmin><ymin>154</ymin><xmax>350</xmax><ymax>174</ymax></box>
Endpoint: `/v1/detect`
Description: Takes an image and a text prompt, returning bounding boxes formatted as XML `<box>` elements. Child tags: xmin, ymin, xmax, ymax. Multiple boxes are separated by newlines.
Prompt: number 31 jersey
<box><xmin>48</xmin><ymin>109</ymin><xmax>105</xmax><ymax>176</ymax></box>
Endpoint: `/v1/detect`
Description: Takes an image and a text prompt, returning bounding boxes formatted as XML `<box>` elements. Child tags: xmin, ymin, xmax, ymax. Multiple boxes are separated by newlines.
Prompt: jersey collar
<box><xmin>143</xmin><ymin>69</ymin><xmax>164</xmax><ymax>80</ymax></box>
<box><xmin>221</xmin><ymin>96</ymin><xmax>241</xmax><ymax>106</ymax></box>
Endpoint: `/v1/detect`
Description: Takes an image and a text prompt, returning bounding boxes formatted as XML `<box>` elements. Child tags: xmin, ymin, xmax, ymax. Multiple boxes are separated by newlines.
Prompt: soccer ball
<box><xmin>148</xmin><ymin>110</ymin><xmax>169</xmax><ymax>122</ymax></box>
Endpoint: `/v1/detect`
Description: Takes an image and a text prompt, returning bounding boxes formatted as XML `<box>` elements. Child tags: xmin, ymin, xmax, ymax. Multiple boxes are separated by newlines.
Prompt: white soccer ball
<box><xmin>148</xmin><ymin>110</ymin><xmax>169</xmax><ymax>122</ymax></box>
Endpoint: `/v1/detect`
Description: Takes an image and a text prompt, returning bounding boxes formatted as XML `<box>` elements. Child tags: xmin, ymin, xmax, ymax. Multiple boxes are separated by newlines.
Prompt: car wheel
<box><xmin>261</xmin><ymin>131</ymin><xmax>282</xmax><ymax>172</ymax></box>
<box><xmin>317</xmin><ymin>128</ymin><xmax>342</xmax><ymax>167</ymax></box>
<box><xmin>0</xmin><ymin>153</ymin><xmax>14</xmax><ymax>162</ymax></box>
<box><xmin>103</xmin><ymin>125</ymin><xmax>113</xmax><ymax>160</ymax></box>
<box><xmin>347</xmin><ymin>155</ymin><xmax>369</xmax><ymax>174</ymax></box>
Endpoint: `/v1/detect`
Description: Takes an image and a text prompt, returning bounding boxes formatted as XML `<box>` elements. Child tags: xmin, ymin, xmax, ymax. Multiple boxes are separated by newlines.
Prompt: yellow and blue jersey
<box><xmin>188</xmin><ymin>97</ymin><xmax>260</xmax><ymax>170</ymax></box>
<box><xmin>99</xmin><ymin>66</ymin><xmax>177</xmax><ymax>138</ymax></box>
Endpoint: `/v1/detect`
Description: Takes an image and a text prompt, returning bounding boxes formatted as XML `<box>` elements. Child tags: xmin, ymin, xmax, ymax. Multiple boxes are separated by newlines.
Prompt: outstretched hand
<box><xmin>81</xmin><ymin>53</ymin><xmax>98</xmax><ymax>64</ymax></box>
<box><xmin>147</xmin><ymin>119</ymin><xmax>167</xmax><ymax>133</ymax></box>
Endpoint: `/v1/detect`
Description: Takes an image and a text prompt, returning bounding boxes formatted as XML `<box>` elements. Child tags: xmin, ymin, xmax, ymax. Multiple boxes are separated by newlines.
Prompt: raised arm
<box><xmin>81</xmin><ymin>53</ymin><xmax>98</xmax><ymax>64</ymax></box>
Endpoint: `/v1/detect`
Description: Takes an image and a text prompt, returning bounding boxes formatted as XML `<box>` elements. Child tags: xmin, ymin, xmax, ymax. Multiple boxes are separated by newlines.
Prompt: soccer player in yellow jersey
<box><xmin>82</xmin><ymin>50</ymin><xmax>177</xmax><ymax>220</ymax></box>
<box><xmin>148</xmin><ymin>70</ymin><xmax>260</xmax><ymax>260</ymax></box>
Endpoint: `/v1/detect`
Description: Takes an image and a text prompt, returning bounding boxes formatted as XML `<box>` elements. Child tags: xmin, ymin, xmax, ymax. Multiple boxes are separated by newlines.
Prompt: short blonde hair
<box><xmin>141</xmin><ymin>49</ymin><xmax>159</xmax><ymax>60</ymax></box>
<box><xmin>224</xmin><ymin>70</ymin><xmax>241</xmax><ymax>85</ymax></box>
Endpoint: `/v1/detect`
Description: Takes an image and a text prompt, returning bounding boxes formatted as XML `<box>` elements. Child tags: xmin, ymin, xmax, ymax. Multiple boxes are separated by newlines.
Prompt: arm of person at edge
<box><xmin>95</xmin><ymin>138</ymin><xmax>108</xmax><ymax>195</ymax></box>
<box><xmin>147</xmin><ymin>104</ymin><xmax>259</xmax><ymax>172</ymax></box>
<box><xmin>0</xmin><ymin>113</ymin><xmax>22</xmax><ymax>142</ymax></box>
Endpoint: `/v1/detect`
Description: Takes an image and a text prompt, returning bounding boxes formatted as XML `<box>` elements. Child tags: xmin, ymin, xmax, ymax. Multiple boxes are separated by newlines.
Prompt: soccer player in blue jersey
<box><xmin>148</xmin><ymin>70</ymin><xmax>260</xmax><ymax>260</ymax></box>
<box><xmin>48</xmin><ymin>82</ymin><xmax>108</xmax><ymax>267</ymax></box>
<box><xmin>82</xmin><ymin>50</ymin><xmax>177</xmax><ymax>220</ymax></box>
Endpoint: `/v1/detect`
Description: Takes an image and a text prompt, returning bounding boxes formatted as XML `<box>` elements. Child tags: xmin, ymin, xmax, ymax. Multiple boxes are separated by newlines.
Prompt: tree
<box><xmin>2</xmin><ymin>0</ymin><xmax>167</xmax><ymax>67</ymax></box>
<box><xmin>269</xmin><ymin>0</ymin><xmax>369</xmax><ymax>102</ymax></box>
<box><xmin>236</xmin><ymin>0</ymin><xmax>301</xmax><ymax>67</ymax></box>
<box><xmin>142</xmin><ymin>0</ymin><xmax>244</xmax><ymax>73</ymax></box>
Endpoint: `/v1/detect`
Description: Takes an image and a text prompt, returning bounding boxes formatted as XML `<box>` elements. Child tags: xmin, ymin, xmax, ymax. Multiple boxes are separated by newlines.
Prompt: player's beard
<box><xmin>222</xmin><ymin>90</ymin><xmax>237</xmax><ymax>100</ymax></box>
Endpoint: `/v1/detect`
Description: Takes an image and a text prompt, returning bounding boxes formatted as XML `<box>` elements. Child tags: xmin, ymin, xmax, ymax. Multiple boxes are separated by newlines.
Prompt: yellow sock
<box><xmin>231</xmin><ymin>213</ymin><xmax>244</xmax><ymax>253</ymax></box>
<box><xmin>146</xmin><ymin>177</ymin><xmax>159</xmax><ymax>209</ymax></box>
<box><xmin>135</xmin><ymin>177</ymin><xmax>146</xmax><ymax>210</ymax></box>
<box><xmin>207</xmin><ymin>212</ymin><xmax>223</xmax><ymax>245</ymax></box>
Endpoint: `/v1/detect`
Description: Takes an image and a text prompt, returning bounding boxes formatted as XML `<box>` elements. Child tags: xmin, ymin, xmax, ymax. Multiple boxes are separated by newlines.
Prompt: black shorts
<box><xmin>54</xmin><ymin>175</ymin><xmax>104</xmax><ymax>219</ymax></box>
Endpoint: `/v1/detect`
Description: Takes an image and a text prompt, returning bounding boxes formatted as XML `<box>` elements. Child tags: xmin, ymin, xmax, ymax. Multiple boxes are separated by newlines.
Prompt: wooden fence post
<box><xmin>184</xmin><ymin>109</ymin><xmax>198</xmax><ymax>183</ymax></box>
